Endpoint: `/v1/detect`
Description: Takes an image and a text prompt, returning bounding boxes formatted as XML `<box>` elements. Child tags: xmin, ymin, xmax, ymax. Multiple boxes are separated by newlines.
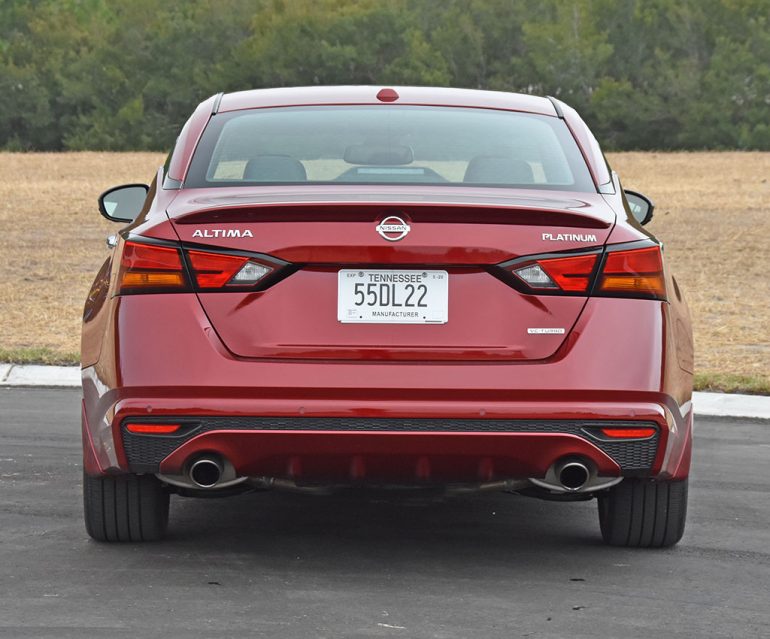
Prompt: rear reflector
<box><xmin>600</xmin><ymin>427</ymin><xmax>657</xmax><ymax>439</ymax></box>
<box><xmin>126</xmin><ymin>423</ymin><xmax>182</xmax><ymax>434</ymax></box>
<box><xmin>597</xmin><ymin>246</ymin><xmax>666</xmax><ymax>300</ymax></box>
<box><xmin>119</xmin><ymin>242</ymin><xmax>188</xmax><ymax>293</ymax></box>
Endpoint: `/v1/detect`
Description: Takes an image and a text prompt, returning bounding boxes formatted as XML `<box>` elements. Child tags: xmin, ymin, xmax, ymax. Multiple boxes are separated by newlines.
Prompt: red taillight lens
<box><xmin>598</xmin><ymin>246</ymin><xmax>666</xmax><ymax>300</ymax></box>
<box><xmin>126</xmin><ymin>423</ymin><xmax>182</xmax><ymax>434</ymax></box>
<box><xmin>513</xmin><ymin>253</ymin><xmax>598</xmax><ymax>293</ymax></box>
<box><xmin>187</xmin><ymin>250</ymin><xmax>250</xmax><ymax>288</ymax></box>
<box><xmin>119</xmin><ymin>241</ymin><xmax>188</xmax><ymax>293</ymax></box>
<box><xmin>187</xmin><ymin>250</ymin><xmax>273</xmax><ymax>288</ymax></box>
<box><xmin>600</xmin><ymin>427</ymin><xmax>657</xmax><ymax>439</ymax></box>
<box><xmin>538</xmin><ymin>254</ymin><xmax>598</xmax><ymax>292</ymax></box>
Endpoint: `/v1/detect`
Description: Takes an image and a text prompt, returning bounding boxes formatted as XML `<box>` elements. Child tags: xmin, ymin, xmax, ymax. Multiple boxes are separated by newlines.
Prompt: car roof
<box><xmin>217</xmin><ymin>86</ymin><xmax>558</xmax><ymax>117</ymax></box>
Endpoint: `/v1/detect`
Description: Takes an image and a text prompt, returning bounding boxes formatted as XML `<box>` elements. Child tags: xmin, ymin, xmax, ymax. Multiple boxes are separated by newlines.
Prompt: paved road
<box><xmin>1</xmin><ymin>388</ymin><xmax>768</xmax><ymax>639</ymax></box>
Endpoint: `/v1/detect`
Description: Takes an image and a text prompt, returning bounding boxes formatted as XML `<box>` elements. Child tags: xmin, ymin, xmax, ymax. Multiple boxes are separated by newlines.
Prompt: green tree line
<box><xmin>1</xmin><ymin>0</ymin><xmax>769</xmax><ymax>151</ymax></box>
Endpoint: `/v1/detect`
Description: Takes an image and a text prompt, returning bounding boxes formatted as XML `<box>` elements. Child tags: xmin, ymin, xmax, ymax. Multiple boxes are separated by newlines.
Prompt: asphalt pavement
<box><xmin>1</xmin><ymin>387</ymin><xmax>768</xmax><ymax>639</ymax></box>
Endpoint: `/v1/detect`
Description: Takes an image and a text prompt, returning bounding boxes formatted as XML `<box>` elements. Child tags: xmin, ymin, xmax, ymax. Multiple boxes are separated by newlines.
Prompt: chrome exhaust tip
<box><xmin>556</xmin><ymin>460</ymin><xmax>590</xmax><ymax>491</ymax></box>
<box><xmin>529</xmin><ymin>457</ymin><xmax>622</xmax><ymax>494</ymax></box>
<box><xmin>189</xmin><ymin>456</ymin><xmax>225</xmax><ymax>489</ymax></box>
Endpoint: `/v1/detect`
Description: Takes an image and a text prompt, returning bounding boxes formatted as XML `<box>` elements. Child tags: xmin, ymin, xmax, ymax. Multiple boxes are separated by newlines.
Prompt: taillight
<box><xmin>510</xmin><ymin>252</ymin><xmax>598</xmax><ymax>294</ymax></box>
<box><xmin>500</xmin><ymin>242</ymin><xmax>666</xmax><ymax>300</ymax></box>
<box><xmin>597</xmin><ymin>245</ymin><xmax>666</xmax><ymax>300</ymax></box>
<box><xmin>187</xmin><ymin>250</ymin><xmax>273</xmax><ymax>289</ymax></box>
<box><xmin>119</xmin><ymin>241</ymin><xmax>188</xmax><ymax>294</ymax></box>
<box><xmin>117</xmin><ymin>239</ymin><xmax>278</xmax><ymax>294</ymax></box>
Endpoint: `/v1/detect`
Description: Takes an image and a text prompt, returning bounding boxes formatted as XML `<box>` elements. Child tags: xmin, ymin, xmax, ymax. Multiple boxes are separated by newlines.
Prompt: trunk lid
<box><xmin>168</xmin><ymin>187</ymin><xmax>614</xmax><ymax>361</ymax></box>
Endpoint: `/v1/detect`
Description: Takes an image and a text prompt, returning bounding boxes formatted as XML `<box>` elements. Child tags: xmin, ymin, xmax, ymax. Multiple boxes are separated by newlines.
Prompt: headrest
<box><xmin>463</xmin><ymin>156</ymin><xmax>534</xmax><ymax>185</ymax></box>
<box><xmin>243</xmin><ymin>155</ymin><xmax>307</xmax><ymax>182</ymax></box>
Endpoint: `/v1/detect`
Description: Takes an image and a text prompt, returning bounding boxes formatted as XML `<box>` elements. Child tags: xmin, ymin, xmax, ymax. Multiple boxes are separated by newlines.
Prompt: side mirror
<box><xmin>624</xmin><ymin>190</ymin><xmax>655</xmax><ymax>226</ymax></box>
<box><xmin>98</xmin><ymin>184</ymin><xmax>149</xmax><ymax>223</ymax></box>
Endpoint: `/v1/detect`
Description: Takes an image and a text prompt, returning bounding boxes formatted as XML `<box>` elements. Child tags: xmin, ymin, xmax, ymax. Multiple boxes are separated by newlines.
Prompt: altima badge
<box><xmin>192</xmin><ymin>229</ymin><xmax>253</xmax><ymax>238</ymax></box>
<box><xmin>376</xmin><ymin>216</ymin><xmax>411</xmax><ymax>241</ymax></box>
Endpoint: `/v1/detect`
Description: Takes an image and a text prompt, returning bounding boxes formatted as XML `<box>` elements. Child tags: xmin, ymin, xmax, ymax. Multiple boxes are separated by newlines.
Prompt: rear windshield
<box><xmin>185</xmin><ymin>105</ymin><xmax>595</xmax><ymax>192</ymax></box>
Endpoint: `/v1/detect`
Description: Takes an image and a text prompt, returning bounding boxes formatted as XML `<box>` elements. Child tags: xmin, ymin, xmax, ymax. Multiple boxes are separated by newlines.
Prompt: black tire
<box><xmin>83</xmin><ymin>471</ymin><xmax>169</xmax><ymax>542</ymax></box>
<box><xmin>598</xmin><ymin>478</ymin><xmax>687</xmax><ymax>548</ymax></box>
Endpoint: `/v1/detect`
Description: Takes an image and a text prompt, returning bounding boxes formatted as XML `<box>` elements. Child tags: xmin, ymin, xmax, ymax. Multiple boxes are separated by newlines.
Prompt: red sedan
<box><xmin>82</xmin><ymin>86</ymin><xmax>693</xmax><ymax>546</ymax></box>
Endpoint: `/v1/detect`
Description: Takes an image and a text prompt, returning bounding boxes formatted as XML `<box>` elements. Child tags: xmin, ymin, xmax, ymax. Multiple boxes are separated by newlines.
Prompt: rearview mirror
<box><xmin>624</xmin><ymin>190</ymin><xmax>654</xmax><ymax>226</ymax></box>
<box><xmin>98</xmin><ymin>184</ymin><xmax>149</xmax><ymax>223</ymax></box>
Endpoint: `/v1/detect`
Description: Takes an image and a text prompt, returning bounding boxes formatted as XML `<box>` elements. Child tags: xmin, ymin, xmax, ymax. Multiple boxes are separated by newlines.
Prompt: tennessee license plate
<box><xmin>337</xmin><ymin>269</ymin><xmax>448</xmax><ymax>324</ymax></box>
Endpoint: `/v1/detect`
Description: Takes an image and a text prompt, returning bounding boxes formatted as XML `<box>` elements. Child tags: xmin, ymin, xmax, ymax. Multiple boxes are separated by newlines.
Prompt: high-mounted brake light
<box><xmin>597</xmin><ymin>245</ymin><xmax>666</xmax><ymax>300</ymax></box>
<box><xmin>119</xmin><ymin>241</ymin><xmax>188</xmax><ymax>294</ymax></box>
<box><xmin>512</xmin><ymin>253</ymin><xmax>598</xmax><ymax>293</ymax></box>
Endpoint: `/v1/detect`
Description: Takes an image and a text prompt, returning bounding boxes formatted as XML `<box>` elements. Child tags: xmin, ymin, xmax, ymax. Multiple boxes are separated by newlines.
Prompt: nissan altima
<box><xmin>82</xmin><ymin>86</ymin><xmax>693</xmax><ymax>546</ymax></box>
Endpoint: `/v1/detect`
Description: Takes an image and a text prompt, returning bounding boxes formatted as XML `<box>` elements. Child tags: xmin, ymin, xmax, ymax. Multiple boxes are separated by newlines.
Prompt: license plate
<box><xmin>337</xmin><ymin>269</ymin><xmax>448</xmax><ymax>324</ymax></box>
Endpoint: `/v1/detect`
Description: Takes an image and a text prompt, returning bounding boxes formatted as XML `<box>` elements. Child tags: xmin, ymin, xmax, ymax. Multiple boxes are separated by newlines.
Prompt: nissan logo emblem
<box><xmin>376</xmin><ymin>215</ymin><xmax>411</xmax><ymax>242</ymax></box>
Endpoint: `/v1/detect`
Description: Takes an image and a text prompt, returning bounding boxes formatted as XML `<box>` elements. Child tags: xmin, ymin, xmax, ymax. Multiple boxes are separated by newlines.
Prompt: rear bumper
<box><xmin>120</xmin><ymin>416</ymin><xmax>661</xmax><ymax>483</ymax></box>
<box><xmin>81</xmin><ymin>294</ymin><xmax>693</xmax><ymax>482</ymax></box>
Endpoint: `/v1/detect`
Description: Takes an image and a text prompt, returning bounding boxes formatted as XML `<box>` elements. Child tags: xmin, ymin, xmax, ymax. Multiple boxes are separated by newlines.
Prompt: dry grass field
<box><xmin>0</xmin><ymin>151</ymin><xmax>768</xmax><ymax>392</ymax></box>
